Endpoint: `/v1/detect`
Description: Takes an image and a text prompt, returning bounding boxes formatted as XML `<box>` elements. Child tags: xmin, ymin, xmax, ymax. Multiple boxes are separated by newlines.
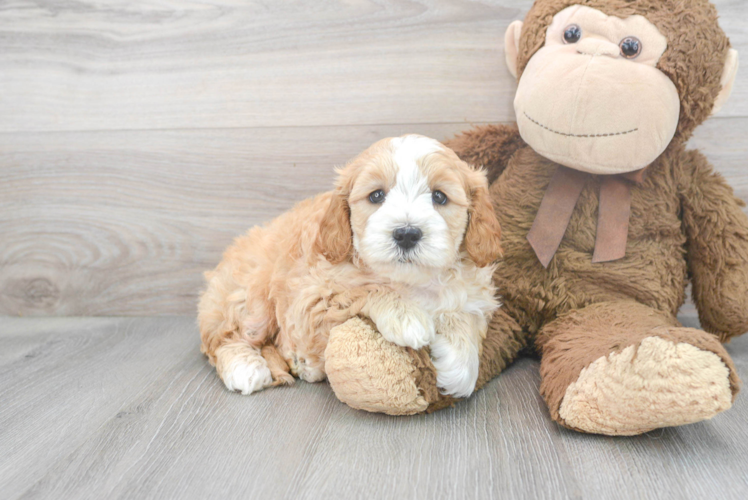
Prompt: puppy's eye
<box><xmin>368</xmin><ymin>189</ymin><xmax>385</xmax><ymax>204</ymax></box>
<box><xmin>432</xmin><ymin>190</ymin><xmax>448</xmax><ymax>205</ymax></box>
<box><xmin>563</xmin><ymin>24</ymin><xmax>582</xmax><ymax>44</ymax></box>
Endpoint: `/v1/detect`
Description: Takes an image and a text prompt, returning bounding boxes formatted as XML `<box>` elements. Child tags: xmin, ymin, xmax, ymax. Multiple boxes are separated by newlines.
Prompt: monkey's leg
<box><xmin>325</xmin><ymin>309</ymin><xmax>525</xmax><ymax>415</ymax></box>
<box><xmin>538</xmin><ymin>301</ymin><xmax>741</xmax><ymax>436</ymax></box>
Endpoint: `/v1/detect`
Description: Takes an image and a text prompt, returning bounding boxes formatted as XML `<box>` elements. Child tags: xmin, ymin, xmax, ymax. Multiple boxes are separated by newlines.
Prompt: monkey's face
<box><xmin>514</xmin><ymin>6</ymin><xmax>681</xmax><ymax>175</ymax></box>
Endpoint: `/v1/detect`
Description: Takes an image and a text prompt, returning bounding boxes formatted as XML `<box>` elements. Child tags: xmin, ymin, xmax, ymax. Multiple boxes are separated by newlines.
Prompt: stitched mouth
<box><xmin>524</xmin><ymin>112</ymin><xmax>638</xmax><ymax>138</ymax></box>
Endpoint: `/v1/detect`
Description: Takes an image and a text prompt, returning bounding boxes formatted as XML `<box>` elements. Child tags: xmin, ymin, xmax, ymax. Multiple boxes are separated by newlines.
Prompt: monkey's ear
<box><xmin>712</xmin><ymin>49</ymin><xmax>739</xmax><ymax>116</ymax></box>
<box><xmin>504</xmin><ymin>20</ymin><xmax>523</xmax><ymax>80</ymax></box>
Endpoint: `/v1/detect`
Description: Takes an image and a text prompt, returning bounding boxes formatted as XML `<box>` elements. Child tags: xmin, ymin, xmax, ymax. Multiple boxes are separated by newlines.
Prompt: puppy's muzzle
<box><xmin>393</xmin><ymin>226</ymin><xmax>422</xmax><ymax>251</ymax></box>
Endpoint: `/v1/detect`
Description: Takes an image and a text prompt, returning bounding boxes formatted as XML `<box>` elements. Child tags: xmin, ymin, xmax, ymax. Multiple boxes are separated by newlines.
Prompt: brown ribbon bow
<box><xmin>527</xmin><ymin>165</ymin><xmax>645</xmax><ymax>268</ymax></box>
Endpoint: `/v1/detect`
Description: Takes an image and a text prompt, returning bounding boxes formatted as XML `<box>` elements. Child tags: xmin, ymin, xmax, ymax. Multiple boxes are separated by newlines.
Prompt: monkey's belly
<box><xmin>492</xmin><ymin>159</ymin><xmax>688</xmax><ymax>333</ymax></box>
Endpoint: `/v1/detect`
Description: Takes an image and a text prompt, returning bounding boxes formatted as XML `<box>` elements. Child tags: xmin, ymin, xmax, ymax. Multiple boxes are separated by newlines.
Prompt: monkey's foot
<box><xmin>325</xmin><ymin>317</ymin><xmax>429</xmax><ymax>415</ymax></box>
<box><xmin>559</xmin><ymin>335</ymin><xmax>734</xmax><ymax>436</ymax></box>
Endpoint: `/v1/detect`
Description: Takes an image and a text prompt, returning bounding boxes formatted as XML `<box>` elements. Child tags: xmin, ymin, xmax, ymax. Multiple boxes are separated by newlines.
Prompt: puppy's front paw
<box><xmin>430</xmin><ymin>335</ymin><xmax>479</xmax><ymax>398</ymax></box>
<box><xmin>221</xmin><ymin>356</ymin><xmax>273</xmax><ymax>395</ymax></box>
<box><xmin>375</xmin><ymin>308</ymin><xmax>435</xmax><ymax>350</ymax></box>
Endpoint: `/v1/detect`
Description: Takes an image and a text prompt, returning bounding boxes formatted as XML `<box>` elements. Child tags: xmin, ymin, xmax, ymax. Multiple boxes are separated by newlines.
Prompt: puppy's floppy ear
<box><xmin>464</xmin><ymin>171</ymin><xmax>502</xmax><ymax>267</ymax></box>
<box><xmin>315</xmin><ymin>188</ymin><xmax>353</xmax><ymax>264</ymax></box>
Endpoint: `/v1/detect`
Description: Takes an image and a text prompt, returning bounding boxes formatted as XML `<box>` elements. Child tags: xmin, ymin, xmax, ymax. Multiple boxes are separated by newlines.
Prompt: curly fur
<box><xmin>198</xmin><ymin>135</ymin><xmax>502</xmax><ymax>397</ymax></box>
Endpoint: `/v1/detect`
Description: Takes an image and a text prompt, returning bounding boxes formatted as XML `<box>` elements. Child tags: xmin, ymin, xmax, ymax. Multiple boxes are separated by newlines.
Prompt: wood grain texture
<box><xmin>2</xmin><ymin>118</ymin><xmax>747</xmax><ymax>316</ymax></box>
<box><xmin>0</xmin><ymin>122</ymin><xmax>484</xmax><ymax>316</ymax></box>
<box><xmin>1</xmin><ymin>316</ymin><xmax>747</xmax><ymax>500</ymax></box>
<box><xmin>0</xmin><ymin>317</ymin><xmax>199</xmax><ymax>499</ymax></box>
<box><xmin>0</xmin><ymin>0</ymin><xmax>520</xmax><ymax>133</ymax></box>
<box><xmin>0</xmin><ymin>0</ymin><xmax>745</xmax><ymax>133</ymax></box>
<box><xmin>1</xmin><ymin>0</ymin><xmax>748</xmax><ymax>316</ymax></box>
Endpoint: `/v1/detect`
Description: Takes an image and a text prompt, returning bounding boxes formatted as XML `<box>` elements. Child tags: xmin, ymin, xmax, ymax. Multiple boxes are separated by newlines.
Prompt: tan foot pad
<box><xmin>325</xmin><ymin>317</ymin><xmax>428</xmax><ymax>416</ymax></box>
<box><xmin>559</xmin><ymin>336</ymin><xmax>733</xmax><ymax>436</ymax></box>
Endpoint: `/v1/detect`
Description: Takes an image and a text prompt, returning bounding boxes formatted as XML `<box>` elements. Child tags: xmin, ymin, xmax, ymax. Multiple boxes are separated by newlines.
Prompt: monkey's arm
<box><xmin>324</xmin><ymin>308</ymin><xmax>526</xmax><ymax>415</ymax></box>
<box><xmin>444</xmin><ymin>124</ymin><xmax>525</xmax><ymax>184</ymax></box>
<box><xmin>680</xmin><ymin>149</ymin><xmax>748</xmax><ymax>341</ymax></box>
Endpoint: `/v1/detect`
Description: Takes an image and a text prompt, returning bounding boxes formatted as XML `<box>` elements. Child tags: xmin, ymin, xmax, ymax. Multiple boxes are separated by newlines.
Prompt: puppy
<box><xmin>198</xmin><ymin>135</ymin><xmax>502</xmax><ymax>398</ymax></box>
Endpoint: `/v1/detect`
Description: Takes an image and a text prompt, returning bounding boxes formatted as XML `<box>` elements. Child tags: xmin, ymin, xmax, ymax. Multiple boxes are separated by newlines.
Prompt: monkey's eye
<box><xmin>368</xmin><ymin>189</ymin><xmax>385</xmax><ymax>204</ymax></box>
<box><xmin>563</xmin><ymin>24</ymin><xmax>582</xmax><ymax>44</ymax></box>
<box><xmin>432</xmin><ymin>190</ymin><xmax>448</xmax><ymax>205</ymax></box>
<box><xmin>619</xmin><ymin>37</ymin><xmax>642</xmax><ymax>59</ymax></box>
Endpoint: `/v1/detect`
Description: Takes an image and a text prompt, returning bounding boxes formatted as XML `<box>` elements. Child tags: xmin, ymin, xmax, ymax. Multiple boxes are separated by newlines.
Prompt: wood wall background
<box><xmin>1</xmin><ymin>0</ymin><xmax>746</xmax><ymax>316</ymax></box>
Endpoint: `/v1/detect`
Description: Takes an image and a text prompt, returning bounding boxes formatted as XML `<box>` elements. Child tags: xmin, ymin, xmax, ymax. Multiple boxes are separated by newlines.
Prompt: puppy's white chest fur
<box><xmin>367</xmin><ymin>261</ymin><xmax>498</xmax><ymax>398</ymax></box>
<box><xmin>398</xmin><ymin>263</ymin><xmax>495</xmax><ymax>317</ymax></box>
<box><xmin>198</xmin><ymin>134</ymin><xmax>502</xmax><ymax>400</ymax></box>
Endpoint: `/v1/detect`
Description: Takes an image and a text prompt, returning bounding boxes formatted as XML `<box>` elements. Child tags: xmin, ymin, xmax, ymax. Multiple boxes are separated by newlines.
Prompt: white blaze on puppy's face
<box><xmin>346</xmin><ymin>135</ymin><xmax>472</xmax><ymax>282</ymax></box>
<box><xmin>365</xmin><ymin>136</ymin><xmax>450</xmax><ymax>267</ymax></box>
<box><xmin>200</xmin><ymin>134</ymin><xmax>501</xmax><ymax>400</ymax></box>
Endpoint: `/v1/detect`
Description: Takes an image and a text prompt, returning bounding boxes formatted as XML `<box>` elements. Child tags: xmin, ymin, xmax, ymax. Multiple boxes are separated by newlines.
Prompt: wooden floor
<box><xmin>1</xmin><ymin>315</ymin><xmax>747</xmax><ymax>500</ymax></box>
<box><xmin>3</xmin><ymin>2</ymin><xmax>748</xmax><ymax>499</ymax></box>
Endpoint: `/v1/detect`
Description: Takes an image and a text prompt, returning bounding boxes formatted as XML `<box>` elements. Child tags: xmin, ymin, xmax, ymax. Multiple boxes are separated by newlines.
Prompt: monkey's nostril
<box><xmin>575</xmin><ymin>39</ymin><xmax>620</xmax><ymax>58</ymax></box>
<box><xmin>393</xmin><ymin>226</ymin><xmax>422</xmax><ymax>250</ymax></box>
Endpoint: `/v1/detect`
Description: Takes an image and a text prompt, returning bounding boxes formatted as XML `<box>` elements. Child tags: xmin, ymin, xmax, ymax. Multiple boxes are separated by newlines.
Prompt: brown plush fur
<box><xmin>680</xmin><ymin>150</ymin><xmax>748</xmax><ymax>340</ymax></box>
<box><xmin>325</xmin><ymin>0</ymin><xmax>747</xmax><ymax>433</ymax></box>
<box><xmin>537</xmin><ymin>301</ymin><xmax>740</xmax><ymax>428</ymax></box>
<box><xmin>437</xmin><ymin>126</ymin><xmax>748</xmax><ymax>424</ymax></box>
<box><xmin>411</xmin><ymin>0</ymin><xmax>743</xmax><ymax>419</ymax></box>
<box><xmin>445</xmin><ymin>124</ymin><xmax>527</xmax><ymax>185</ymax></box>
<box><xmin>432</xmin><ymin>1</ymin><xmax>746</xmax><ymax>427</ymax></box>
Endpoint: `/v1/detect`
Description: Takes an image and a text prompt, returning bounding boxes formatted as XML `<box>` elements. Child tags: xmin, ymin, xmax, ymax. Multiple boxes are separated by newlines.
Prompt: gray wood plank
<box><xmin>0</xmin><ymin>122</ymin><xmax>493</xmax><ymax>316</ymax></box>
<box><xmin>2</xmin><ymin>316</ymin><xmax>748</xmax><ymax>500</ymax></box>
<box><xmin>0</xmin><ymin>0</ymin><xmax>522</xmax><ymax>133</ymax></box>
<box><xmin>0</xmin><ymin>316</ymin><xmax>200</xmax><ymax>500</ymax></box>
<box><xmin>0</xmin><ymin>0</ymin><xmax>745</xmax><ymax>134</ymax></box>
<box><xmin>2</xmin><ymin>118</ymin><xmax>747</xmax><ymax>317</ymax></box>
<box><xmin>555</xmin><ymin>335</ymin><xmax>748</xmax><ymax>500</ymax></box>
<box><xmin>284</xmin><ymin>358</ymin><xmax>583</xmax><ymax>500</ymax></box>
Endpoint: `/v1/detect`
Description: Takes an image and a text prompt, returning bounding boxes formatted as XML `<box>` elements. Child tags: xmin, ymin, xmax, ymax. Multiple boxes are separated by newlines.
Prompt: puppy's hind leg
<box><xmin>199</xmin><ymin>265</ymin><xmax>286</xmax><ymax>394</ymax></box>
<box><xmin>215</xmin><ymin>341</ymin><xmax>274</xmax><ymax>395</ymax></box>
<box><xmin>261</xmin><ymin>344</ymin><xmax>295</xmax><ymax>386</ymax></box>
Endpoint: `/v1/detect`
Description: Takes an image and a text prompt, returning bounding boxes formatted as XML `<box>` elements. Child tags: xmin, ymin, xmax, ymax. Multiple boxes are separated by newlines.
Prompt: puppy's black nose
<box><xmin>393</xmin><ymin>226</ymin><xmax>422</xmax><ymax>250</ymax></box>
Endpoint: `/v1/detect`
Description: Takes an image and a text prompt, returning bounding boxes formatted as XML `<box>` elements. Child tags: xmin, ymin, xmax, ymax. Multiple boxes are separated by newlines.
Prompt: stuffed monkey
<box><xmin>325</xmin><ymin>0</ymin><xmax>747</xmax><ymax>435</ymax></box>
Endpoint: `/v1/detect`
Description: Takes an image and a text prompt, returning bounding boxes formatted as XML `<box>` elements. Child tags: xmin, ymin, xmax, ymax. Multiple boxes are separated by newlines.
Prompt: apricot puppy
<box><xmin>198</xmin><ymin>135</ymin><xmax>502</xmax><ymax>398</ymax></box>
